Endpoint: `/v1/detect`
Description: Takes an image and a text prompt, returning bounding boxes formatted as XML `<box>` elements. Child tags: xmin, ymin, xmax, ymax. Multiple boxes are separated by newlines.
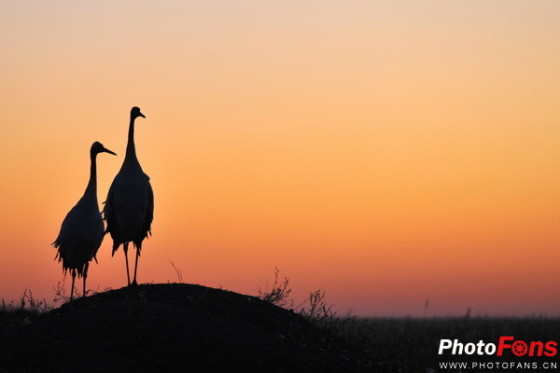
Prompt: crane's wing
<box><xmin>133</xmin><ymin>180</ymin><xmax>154</xmax><ymax>253</ymax></box>
<box><xmin>103</xmin><ymin>180</ymin><xmax>123</xmax><ymax>255</ymax></box>
<box><xmin>102</xmin><ymin>183</ymin><xmax>114</xmax><ymax>234</ymax></box>
<box><xmin>143</xmin><ymin>181</ymin><xmax>154</xmax><ymax>237</ymax></box>
<box><xmin>53</xmin><ymin>202</ymin><xmax>103</xmax><ymax>273</ymax></box>
<box><xmin>53</xmin><ymin>204</ymin><xmax>82</xmax><ymax>250</ymax></box>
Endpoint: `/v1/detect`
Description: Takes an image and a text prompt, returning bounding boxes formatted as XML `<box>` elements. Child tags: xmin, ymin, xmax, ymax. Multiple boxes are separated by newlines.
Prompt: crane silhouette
<box><xmin>104</xmin><ymin>107</ymin><xmax>154</xmax><ymax>286</ymax></box>
<box><xmin>53</xmin><ymin>141</ymin><xmax>116</xmax><ymax>301</ymax></box>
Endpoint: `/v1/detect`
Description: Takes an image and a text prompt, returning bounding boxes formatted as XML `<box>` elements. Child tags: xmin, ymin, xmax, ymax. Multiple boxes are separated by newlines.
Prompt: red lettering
<box><xmin>497</xmin><ymin>336</ymin><xmax>514</xmax><ymax>356</ymax></box>
<box><xmin>544</xmin><ymin>341</ymin><xmax>558</xmax><ymax>357</ymax></box>
<box><xmin>529</xmin><ymin>341</ymin><xmax>544</xmax><ymax>356</ymax></box>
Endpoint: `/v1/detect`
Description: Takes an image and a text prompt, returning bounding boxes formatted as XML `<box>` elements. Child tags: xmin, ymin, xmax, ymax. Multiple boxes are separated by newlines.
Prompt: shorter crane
<box><xmin>53</xmin><ymin>142</ymin><xmax>116</xmax><ymax>301</ymax></box>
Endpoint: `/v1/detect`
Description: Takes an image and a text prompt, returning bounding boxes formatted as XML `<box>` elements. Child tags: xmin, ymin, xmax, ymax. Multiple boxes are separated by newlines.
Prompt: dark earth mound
<box><xmin>0</xmin><ymin>284</ymin><xmax>369</xmax><ymax>372</ymax></box>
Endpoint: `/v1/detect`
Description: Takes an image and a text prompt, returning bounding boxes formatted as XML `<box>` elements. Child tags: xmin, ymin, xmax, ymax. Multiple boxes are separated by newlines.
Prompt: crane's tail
<box><xmin>111</xmin><ymin>241</ymin><xmax>121</xmax><ymax>257</ymax></box>
<box><xmin>133</xmin><ymin>240</ymin><xmax>143</xmax><ymax>256</ymax></box>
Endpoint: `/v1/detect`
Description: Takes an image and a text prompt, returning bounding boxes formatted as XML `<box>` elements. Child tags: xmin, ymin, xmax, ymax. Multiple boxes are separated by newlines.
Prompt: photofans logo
<box><xmin>438</xmin><ymin>336</ymin><xmax>558</xmax><ymax>357</ymax></box>
<box><xmin>437</xmin><ymin>337</ymin><xmax>558</xmax><ymax>371</ymax></box>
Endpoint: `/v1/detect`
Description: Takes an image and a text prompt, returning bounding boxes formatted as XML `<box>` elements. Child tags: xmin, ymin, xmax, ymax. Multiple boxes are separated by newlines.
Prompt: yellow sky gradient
<box><xmin>1</xmin><ymin>1</ymin><xmax>560</xmax><ymax>315</ymax></box>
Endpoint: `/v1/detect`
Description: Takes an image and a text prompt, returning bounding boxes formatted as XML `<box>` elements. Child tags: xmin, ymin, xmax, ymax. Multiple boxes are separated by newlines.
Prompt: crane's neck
<box><xmin>84</xmin><ymin>151</ymin><xmax>98</xmax><ymax>202</ymax></box>
<box><xmin>125</xmin><ymin>115</ymin><xmax>137</xmax><ymax>162</ymax></box>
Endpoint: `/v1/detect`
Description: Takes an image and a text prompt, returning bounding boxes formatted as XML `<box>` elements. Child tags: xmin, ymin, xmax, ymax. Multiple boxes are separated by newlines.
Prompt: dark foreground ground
<box><xmin>2</xmin><ymin>284</ymin><xmax>560</xmax><ymax>372</ymax></box>
<box><xmin>0</xmin><ymin>284</ymin><xmax>368</xmax><ymax>373</ymax></box>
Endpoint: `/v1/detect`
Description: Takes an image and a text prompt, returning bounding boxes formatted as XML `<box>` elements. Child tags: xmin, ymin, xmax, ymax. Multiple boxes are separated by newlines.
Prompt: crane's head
<box><xmin>91</xmin><ymin>141</ymin><xmax>117</xmax><ymax>157</ymax></box>
<box><xmin>131</xmin><ymin>106</ymin><xmax>146</xmax><ymax>119</ymax></box>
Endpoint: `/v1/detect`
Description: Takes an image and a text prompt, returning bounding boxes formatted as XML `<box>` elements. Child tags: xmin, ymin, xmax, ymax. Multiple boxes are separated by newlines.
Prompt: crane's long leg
<box><xmin>123</xmin><ymin>242</ymin><xmax>131</xmax><ymax>286</ymax></box>
<box><xmin>83</xmin><ymin>262</ymin><xmax>89</xmax><ymax>297</ymax></box>
<box><xmin>132</xmin><ymin>247</ymin><xmax>140</xmax><ymax>286</ymax></box>
<box><xmin>70</xmin><ymin>269</ymin><xmax>76</xmax><ymax>302</ymax></box>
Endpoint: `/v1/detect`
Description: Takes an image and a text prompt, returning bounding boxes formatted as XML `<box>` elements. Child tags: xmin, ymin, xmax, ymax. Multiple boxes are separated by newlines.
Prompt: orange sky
<box><xmin>1</xmin><ymin>1</ymin><xmax>560</xmax><ymax>316</ymax></box>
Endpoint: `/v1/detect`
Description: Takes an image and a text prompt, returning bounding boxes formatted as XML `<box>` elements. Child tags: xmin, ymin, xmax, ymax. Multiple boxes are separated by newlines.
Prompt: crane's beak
<box><xmin>139</xmin><ymin>112</ymin><xmax>146</xmax><ymax>118</ymax></box>
<box><xmin>102</xmin><ymin>147</ymin><xmax>117</xmax><ymax>156</ymax></box>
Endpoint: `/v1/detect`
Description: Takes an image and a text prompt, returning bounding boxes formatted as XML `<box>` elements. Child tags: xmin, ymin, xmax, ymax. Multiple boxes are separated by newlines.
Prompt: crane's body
<box><xmin>104</xmin><ymin>107</ymin><xmax>153</xmax><ymax>286</ymax></box>
<box><xmin>106</xmin><ymin>164</ymin><xmax>152</xmax><ymax>247</ymax></box>
<box><xmin>53</xmin><ymin>142</ymin><xmax>116</xmax><ymax>301</ymax></box>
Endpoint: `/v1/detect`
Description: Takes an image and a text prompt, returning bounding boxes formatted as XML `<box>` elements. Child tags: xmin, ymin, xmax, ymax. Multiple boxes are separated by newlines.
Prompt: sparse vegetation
<box><xmin>298</xmin><ymin>289</ymin><xmax>337</xmax><ymax>324</ymax></box>
<box><xmin>257</xmin><ymin>267</ymin><xmax>293</xmax><ymax>308</ymax></box>
<box><xmin>0</xmin><ymin>289</ymin><xmax>51</xmax><ymax>340</ymax></box>
<box><xmin>258</xmin><ymin>268</ymin><xmax>336</xmax><ymax>318</ymax></box>
<box><xmin>169</xmin><ymin>259</ymin><xmax>184</xmax><ymax>283</ymax></box>
<box><xmin>258</xmin><ymin>268</ymin><xmax>345</xmax><ymax>324</ymax></box>
<box><xmin>257</xmin><ymin>267</ymin><xmax>366</xmax><ymax>359</ymax></box>
<box><xmin>1</xmin><ymin>289</ymin><xmax>51</xmax><ymax>314</ymax></box>
<box><xmin>52</xmin><ymin>275</ymin><xmax>69</xmax><ymax>304</ymax></box>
